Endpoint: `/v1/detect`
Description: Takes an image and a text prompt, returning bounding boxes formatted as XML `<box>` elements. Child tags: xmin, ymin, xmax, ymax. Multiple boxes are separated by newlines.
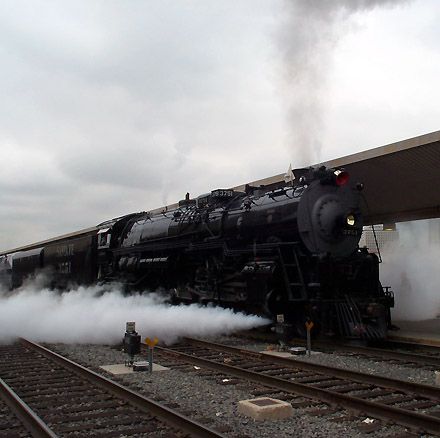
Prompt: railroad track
<box><xmin>320</xmin><ymin>341</ymin><xmax>440</xmax><ymax>370</ymax></box>
<box><xmin>385</xmin><ymin>338</ymin><xmax>440</xmax><ymax>358</ymax></box>
<box><xmin>0</xmin><ymin>387</ymin><xmax>36</xmax><ymax>438</ymax></box>
<box><xmin>0</xmin><ymin>340</ymin><xmax>227</xmax><ymax>438</ymax></box>
<box><xmin>278</xmin><ymin>338</ymin><xmax>440</xmax><ymax>370</ymax></box>
<box><xmin>145</xmin><ymin>337</ymin><xmax>440</xmax><ymax>437</ymax></box>
<box><xmin>239</xmin><ymin>329</ymin><xmax>440</xmax><ymax>369</ymax></box>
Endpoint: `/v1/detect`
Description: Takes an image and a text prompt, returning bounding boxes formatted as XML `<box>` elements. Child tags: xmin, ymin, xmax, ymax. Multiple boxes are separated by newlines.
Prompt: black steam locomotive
<box><xmin>0</xmin><ymin>166</ymin><xmax>394</xmax><ymax>340</ymax></box>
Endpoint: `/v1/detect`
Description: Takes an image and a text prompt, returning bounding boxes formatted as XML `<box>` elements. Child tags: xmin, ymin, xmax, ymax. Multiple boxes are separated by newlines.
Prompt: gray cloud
<box><xmin>0</xmin><ymin>1</ymin><xmax>284</xmax><ymax>249</ymax></box>
<box><xmin>0</xmin><ymin>0</ymin><xmax>439</xmax><ymax>252</ymax></box>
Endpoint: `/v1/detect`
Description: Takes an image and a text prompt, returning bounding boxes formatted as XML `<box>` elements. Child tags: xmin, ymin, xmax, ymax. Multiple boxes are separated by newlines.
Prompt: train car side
<box><xmin>44</xmin><ymin>234</ymin><xmax>98</xmax><ymax>287</ymax></box>
<box><xmin>7</xmin><ymin>234</ymin><xmax>98</xmax><ymax>289</ymax></box>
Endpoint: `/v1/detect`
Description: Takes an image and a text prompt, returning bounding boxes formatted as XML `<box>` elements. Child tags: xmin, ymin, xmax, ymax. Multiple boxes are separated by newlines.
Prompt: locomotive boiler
<box><xmin>0</xmin><ymin>166</ymin><xmax>394</xmax><ymax>340</ymax></box>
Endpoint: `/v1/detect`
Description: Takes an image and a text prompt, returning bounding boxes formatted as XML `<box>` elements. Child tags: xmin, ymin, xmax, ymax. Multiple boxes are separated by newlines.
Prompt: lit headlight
<box><xmin>346</xmin><ymin>214</ymin><xmax>355</xmax><ymax>226</ymax></box>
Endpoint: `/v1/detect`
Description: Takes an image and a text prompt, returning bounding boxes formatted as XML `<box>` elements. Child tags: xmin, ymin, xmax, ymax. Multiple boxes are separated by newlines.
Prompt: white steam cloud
<box><xmin>381</xmin><ymin>219</ymin><xmax>440</xmax><ymax>321</ymax></box>
<box><xmin>0</xmin><ymin>279</ymin><xmax>270</xmax><ymax>345</ymax></box>
<box><xmin>277</xmin><ymin>0</ymin><xmax>411</xmax><ymax>166</ymax></box>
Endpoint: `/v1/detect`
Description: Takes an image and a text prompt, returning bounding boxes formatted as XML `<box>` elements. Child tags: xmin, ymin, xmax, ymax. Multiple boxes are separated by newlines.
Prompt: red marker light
<box><xmin>335</xmin><ymin>170</ymin><xmax>349</xmax><ymax>186</ymax></box>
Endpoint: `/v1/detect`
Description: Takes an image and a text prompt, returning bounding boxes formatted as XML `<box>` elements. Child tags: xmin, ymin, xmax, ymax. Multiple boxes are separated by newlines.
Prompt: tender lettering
<box><xmin>58</xmin><ymin>261</ymin><xmax>72</xmax><ymax>274</ymax></box>
<box><xmin>56</xmin><ymin>244</ymin><xmax>74</xmax><ymax>258</ymax></box>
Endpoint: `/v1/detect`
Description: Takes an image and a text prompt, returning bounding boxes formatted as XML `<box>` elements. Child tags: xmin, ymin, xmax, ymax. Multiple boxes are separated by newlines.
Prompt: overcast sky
<box><xmin>1</xmin><ymin>0</ymin><xmax>439</xmax><ymax>250</ymax></box>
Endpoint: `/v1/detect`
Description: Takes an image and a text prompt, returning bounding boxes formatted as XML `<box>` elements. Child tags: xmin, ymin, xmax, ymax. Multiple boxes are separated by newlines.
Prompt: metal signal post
<box><xmin>145</xmin><ymin>337</ymin><xmax>159</xmax><ymax>373</ymax></box>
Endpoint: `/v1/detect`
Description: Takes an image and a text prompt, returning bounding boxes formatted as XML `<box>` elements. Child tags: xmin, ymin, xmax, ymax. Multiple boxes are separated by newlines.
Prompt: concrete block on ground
<box><xmin>100</xmin><ymin>363</ymin><xmax>168</xmax><ymax>375</ymax></box>
<box><xmin>262</xmin><ymin>350</ymin><xmax>320</xmax><ymax>358</ymax></box>
<box><xmin>436</xmin><ymin>371</ymin><xmax>440</xmax><ymax>386</ymax></box>
<box><xmin>237</xmin><ymin>397</ymin><xmax>294</xmax><ymax>420</ymax></box>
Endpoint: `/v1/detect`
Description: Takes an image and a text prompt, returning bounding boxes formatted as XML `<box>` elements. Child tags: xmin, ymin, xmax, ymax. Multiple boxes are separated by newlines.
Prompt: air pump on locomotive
<box><xmin>0</xmin><ymin>166</ymin><xmax>394</xmax><ymax>341</ymax></box>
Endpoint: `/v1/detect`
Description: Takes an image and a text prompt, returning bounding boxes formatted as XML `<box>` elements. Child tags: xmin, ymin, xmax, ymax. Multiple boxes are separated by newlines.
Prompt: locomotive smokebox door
<box><xmin>124</xmin><ymin>321</ymin><xmax>141</xmax><ymax>358</ymax></box>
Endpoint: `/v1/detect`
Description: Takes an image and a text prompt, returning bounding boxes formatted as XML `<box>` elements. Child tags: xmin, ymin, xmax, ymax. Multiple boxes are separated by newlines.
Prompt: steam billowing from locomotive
<box><xmin>0</xmin><ymin>166</ymin><xmax>394</xmax><ymax>341</ymax></box>
<box><xmin>0</xmin><ymin>280</ymin><xmax>268</xmax><ymax>345</ymax></box>
<box><xmin>381</xmin><ymin>220</ymin><xmax>440</xmax><ymax>321</ymax></box>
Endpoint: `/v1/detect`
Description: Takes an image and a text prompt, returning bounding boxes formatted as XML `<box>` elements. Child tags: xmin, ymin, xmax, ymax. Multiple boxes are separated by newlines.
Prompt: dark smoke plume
<box><xmin>277</xmin><ymin>0</ymin><xmax>412</xmax><ymax>166</ymax></box>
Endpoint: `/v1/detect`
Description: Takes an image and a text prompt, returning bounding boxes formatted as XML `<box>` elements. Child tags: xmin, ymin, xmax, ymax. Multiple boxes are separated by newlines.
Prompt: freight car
<box><xmin>0</xmin><ymin>166</ymin><xmax>394</xmax><ymax>340</ymax></box>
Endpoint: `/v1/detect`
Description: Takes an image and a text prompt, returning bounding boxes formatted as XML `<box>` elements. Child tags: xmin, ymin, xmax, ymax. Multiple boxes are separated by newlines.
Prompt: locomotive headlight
<box><xmin>346</xmin><ymin>214</ymin><xmax>355</xmax><ymax>226</ymax></box>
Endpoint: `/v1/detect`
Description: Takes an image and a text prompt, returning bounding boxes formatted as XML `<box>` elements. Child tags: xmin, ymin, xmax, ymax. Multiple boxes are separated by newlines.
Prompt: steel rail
<box><xmin>0</xmin><ymin>377</ymin><xmax>58</xmax><ymax>438</ymax></box>
<box><xmin>155</xmin><ymin>341</ymin><xmax>440</xmax><ymax>436</ymax></box>
<box><xmin>287</xmin><ymin>337</ymin><xmax>440</xmax><ymax>367</ymax></box>
<box><xmin>386</xmin><ymin>338</ymin><xmax>440</xmax><ymax>353</ymax></box>
<box><xmin>331</xmin><ymin>343</ymin><xmax>440</xmax><ymax>367</ymax></box>
<box><xmin>183</xmin><ymin>337</ymin><xmax>440</xmax><ymax>400</ymax></box>
<box><xmin>19</xmin><ymin>339</ymin><xmax>227</xmax><ymax>438</ymax></box>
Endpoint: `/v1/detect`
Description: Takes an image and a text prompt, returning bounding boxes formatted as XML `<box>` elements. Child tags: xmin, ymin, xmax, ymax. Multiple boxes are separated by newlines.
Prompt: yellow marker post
<box><xmin>305</xmin><ymin>322</ymin><xmax>314</xmax><ymax>356</ymax></box>
<box><xmin>145</xmin><ymin>337</ymin><xmax>159</xmax><ymax>348</ymax></box>
<box><xmin>144</xmin><ymin>338</ymin><xmax>159</xmax><ymax>373</ymax></box>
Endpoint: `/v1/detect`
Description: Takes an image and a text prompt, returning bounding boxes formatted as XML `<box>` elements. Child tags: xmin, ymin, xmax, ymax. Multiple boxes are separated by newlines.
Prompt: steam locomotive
<box><xmin>0</xmin><ymin>166</ymin><xmax>394</xmax><ymax>340</ymax></box>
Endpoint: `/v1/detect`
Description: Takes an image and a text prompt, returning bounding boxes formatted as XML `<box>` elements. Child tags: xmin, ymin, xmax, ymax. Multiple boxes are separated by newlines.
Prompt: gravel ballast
<box><xmin>47</xmin><ymin>336</ymin><xmax>439</xmax><ymax>438</ymax></box>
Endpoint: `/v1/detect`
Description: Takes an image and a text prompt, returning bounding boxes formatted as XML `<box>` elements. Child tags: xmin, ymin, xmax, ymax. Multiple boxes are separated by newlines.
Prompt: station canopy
<box><xmin>234</xmin><ymin>130</ymin><xmax>440</xmax><ymax>226</ymax></box>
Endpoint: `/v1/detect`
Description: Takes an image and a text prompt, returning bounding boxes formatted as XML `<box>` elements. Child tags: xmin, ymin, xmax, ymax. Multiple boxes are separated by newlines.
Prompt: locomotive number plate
<box><xmin>211</xmin><ymin>189</ymin><xmax>234</xmax><ymax>198</ymax></box>
<box><xmin>342</xmin><ymin>229</ymin><xmax>360</xmax><ymax>235</ymax></box>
